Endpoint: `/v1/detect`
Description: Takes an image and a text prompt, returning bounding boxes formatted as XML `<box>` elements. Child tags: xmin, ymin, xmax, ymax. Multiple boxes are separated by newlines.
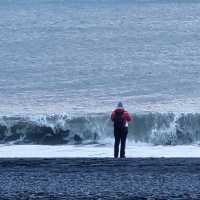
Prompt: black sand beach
<box><xmin>0</xmin><ymin>158</ymin><xmax>200</xmax><ymax>199</ymax></box>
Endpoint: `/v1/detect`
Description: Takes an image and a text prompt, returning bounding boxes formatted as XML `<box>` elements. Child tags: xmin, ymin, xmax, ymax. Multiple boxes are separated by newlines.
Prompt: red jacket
<box><xmin>111</xmin><ymin>108</ymin><xmax>132</xmax><ymax>122</ymax></box>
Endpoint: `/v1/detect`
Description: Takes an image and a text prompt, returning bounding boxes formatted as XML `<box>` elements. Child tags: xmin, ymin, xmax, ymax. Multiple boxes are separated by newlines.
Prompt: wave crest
<box><xmin>0</xmin><ymin>113</ymin><xmax>200</xmax><ymax>145</ymax></box>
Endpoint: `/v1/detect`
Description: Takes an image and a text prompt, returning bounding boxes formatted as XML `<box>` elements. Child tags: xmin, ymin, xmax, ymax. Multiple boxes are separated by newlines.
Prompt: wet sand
<box><xmin>0</xmin><ymin>158</ymin><xmax>200</xmax><ymax>199</ymax></box>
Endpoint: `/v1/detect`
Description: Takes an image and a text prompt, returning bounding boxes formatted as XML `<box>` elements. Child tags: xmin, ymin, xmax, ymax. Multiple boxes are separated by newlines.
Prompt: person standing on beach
<box><xmin>111</xmin><ymin>102</ymin><xmax>132</xmax><ymax>158</ymax></box>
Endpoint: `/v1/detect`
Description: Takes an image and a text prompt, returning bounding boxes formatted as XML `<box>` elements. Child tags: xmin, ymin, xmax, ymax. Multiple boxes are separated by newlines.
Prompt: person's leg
<box><xmin>114</xmin><ymin>128</ymin><xmax>120</xmax><ymax>158</ymax></box>
<box><xmin>120</xmin><ymin>127</ymin><xmax>128</xmax><ymax>158</ymax></box>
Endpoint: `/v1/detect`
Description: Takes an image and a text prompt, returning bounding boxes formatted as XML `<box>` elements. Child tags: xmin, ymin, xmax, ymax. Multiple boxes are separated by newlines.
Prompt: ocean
<box><xmin>1</xmin><ymin>0</ymin><xmax>200</xmax><ymax>153</ymax></box>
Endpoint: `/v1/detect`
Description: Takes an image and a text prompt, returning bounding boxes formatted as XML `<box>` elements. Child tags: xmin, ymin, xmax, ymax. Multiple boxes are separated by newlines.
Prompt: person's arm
<box><xmin>124</xmin><ymin>111</ymin><xmax>132</xmax><ymax>122</ymax></box>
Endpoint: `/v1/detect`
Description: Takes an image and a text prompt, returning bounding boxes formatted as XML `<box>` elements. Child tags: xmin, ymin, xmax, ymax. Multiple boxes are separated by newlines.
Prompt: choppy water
<box><xmin>1</xmin><ymin>0</ymin><xmax>200</xmax><ymax>145</ymax></box>
<box><xmin>0</xmin><ymin>113</ymin><xmax>200</xmax><ymax>145</ymax></box>
<box><xmin>1</xmin><ymin>0</ymin><xmax>200</xmax><ymax>115</ymax></box>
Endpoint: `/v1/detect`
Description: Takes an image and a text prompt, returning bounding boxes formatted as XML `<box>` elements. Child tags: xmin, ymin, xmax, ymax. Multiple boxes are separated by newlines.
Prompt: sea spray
<box><xmin>0</xmin><ymin>113</ymin><xmax>200</xmax><ymax>145</ymax></box>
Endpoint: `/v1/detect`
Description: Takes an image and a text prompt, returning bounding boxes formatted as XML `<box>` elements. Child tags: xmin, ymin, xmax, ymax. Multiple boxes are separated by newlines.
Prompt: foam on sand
<box><xmin>0</xmin><ymin>144</ymin><xmax>200</xmax><ymax>158</ymax></box>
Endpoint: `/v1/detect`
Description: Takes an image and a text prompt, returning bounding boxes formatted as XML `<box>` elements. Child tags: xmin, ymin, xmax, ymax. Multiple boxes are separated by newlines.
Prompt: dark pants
<box><xmin>114</xmin><ymin>127</ymin><xmax>128</xmax><ymax>158</ymax></box>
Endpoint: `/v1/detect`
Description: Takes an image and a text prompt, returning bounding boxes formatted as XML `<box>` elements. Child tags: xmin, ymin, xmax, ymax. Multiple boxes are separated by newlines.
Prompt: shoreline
<box><xmin>0</xmin><ymin>144</ymin><xmax>200</xmax><ymax>158</ymax></box>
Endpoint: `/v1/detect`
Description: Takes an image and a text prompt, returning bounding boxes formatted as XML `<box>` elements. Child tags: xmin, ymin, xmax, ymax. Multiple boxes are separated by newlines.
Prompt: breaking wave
<box><xmin>0</xmin><ymin>112</ymin><xmax>200</xmax><ymax>145</ymax></box>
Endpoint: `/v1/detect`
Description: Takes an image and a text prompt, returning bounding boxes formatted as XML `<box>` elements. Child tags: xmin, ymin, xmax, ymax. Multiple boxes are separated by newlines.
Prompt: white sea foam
<box><xmin>1</xmin><ymin>112</ymin><xmax>200</xmax><ymax>145</ymax></box>
<box><xmin>0</xmin><ymin>144</ymin><xmax>200</xmax><ymax>158</ymax></box>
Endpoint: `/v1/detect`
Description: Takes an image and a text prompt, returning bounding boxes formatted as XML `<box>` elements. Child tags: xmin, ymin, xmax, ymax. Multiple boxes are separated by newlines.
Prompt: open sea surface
<box><xmin>1</xmin><ymin>0</ymin><xmax>200</xmax><ymax>148</ymax></box>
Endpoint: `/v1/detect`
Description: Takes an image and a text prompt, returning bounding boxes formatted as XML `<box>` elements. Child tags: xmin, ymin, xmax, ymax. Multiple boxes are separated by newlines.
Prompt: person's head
<box><xmin>117</xmin><ymin>102</ymin><xmax>123</xmax><ymax>109</ymax></box>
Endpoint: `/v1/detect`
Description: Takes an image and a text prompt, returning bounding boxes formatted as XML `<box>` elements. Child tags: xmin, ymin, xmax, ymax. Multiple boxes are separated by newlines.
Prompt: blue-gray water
<box><xmin>1</xmin><ymin>0</ymin><xmax>200</xmax><ymax>145</ymax></box>
<box><xmin>1</xmin><ymin>0</ymin><xmax>200</xmax><ymax>116</ymax></box>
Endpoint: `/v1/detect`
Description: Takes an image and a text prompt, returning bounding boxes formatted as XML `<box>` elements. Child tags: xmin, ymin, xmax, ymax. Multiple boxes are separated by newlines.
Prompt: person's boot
<box><xmin>114</xmin><ymin>150</ymin><xmax>119</xmax><ymax>158</ymax></box>
<box><xmin>120</xmin><ymin>149</ymin><xmax>125</xmax><ymax>158</ymax></box>
<box><xmin>120</xmin><ymin>155</ymin><xmax>126</xmax><ymax>158</ymax></box>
